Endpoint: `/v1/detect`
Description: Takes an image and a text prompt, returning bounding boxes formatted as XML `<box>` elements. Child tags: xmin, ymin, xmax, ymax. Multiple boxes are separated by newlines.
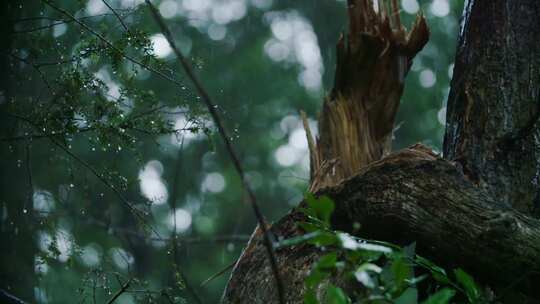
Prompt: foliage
<box><xmin>290</xmin><ymin>194</ymin><xmax>489</xmax><ymax>304</ymax></box>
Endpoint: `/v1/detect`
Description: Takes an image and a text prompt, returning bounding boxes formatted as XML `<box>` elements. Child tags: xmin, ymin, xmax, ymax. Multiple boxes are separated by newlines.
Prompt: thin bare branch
<box><xmin>4</xmin><ymin>112</ymin><xmax>163</xmax><ymax>240</ymax></box>
<box><xmin>0</xmin><ymin>289</ymin><xmax>27</xmax><ymax>304</ymax></box>
<box><xmin>165</xmin><ymin>138</ymin><xmax>204</xmax><ymax>304</ymax></box>
<box><xmin>106</xmin><ymin>278</ymin><xmax>132</xmax><ymax>304</ymax></box>
<box><xmin>12</xmin><ymin>13</ymin><xmax>128</xmax><ymax>34</ymax></box>
<box><xmin>101</xmin><ymin>0</ymin><xmax>129</xmax><ymax>32</ymax></box>
<box><xmin>41</xmin><ymin>0</ymin><xmax>186</xmax><ymax>89</ymax></box>
<box><xmin>144</xmin><ymin>1</ymin><xmax>286</xmax><ymax>303</ymax></box>
<box><xmin>6</xmin><ymin>52</ymin><xmax>53</xmax><ymax>93</ymax></box>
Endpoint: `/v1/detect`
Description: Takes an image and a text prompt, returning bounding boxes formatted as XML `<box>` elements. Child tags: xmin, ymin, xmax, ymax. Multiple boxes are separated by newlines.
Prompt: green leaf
<box><xmin>392</xmin><ymin>256</ymin><xmax>413</xmax><ymax>292</ymax></box>
<box><xmin>454</xmin><ymin>268</ymin><xmax>480</xmax><ymax>302</ymax></box>
<box><xmin>298</xmin><ymin>207</ymin><xmax>316</xmax><ymax>218</ymax></box>
<box><xmin>354</xmin><ymin>262</ymin><xmax>382</xmax><ymax>288</ymax></box>
<box><xmin>305</xmin><ymin>193</ymin><xmax>335</xmax><ymax>225</ymax></box>
<box><xmin>316</xmin><ymin>252</ymin><xmax>338</xmax><ymax>270</ymax></box>
<box><xmin>308</xmin><ymin>231</ymin><xmax>338</xmax><ymax>247</ymax></box>
<box><xmin>354</xmin><ymin>270</ymin><xmax>376</xmax><ymax>289</ymax></box>
<box><xmin>298</xmin><ymin>221</ymin><xmax>320</xmax><ymax>233</ymax></box>
<box><xmin>274</xmin><ymin>231</ymin><xmax>322</xmax><ymax>248</ymax></box>
<box><xmin>394</xmin><ymin>287</ymin><xmax>418</xmax><ymax>304</ymax></box>
<box><xmin>415</xmin><ymin>256</ymin><xmax>450</xmax><ymax>284</ymax></box>
<box><xmin>432</xmin><ymin>272</ymin><xmax>451</xmax><ymax>285</ymax></box>
<box><xmin>304</xmin><ymin>290</ymin><xmax>319</xmax><ymax>304</ymax></box>
<box><xmin>325</xmin><ymin>285</ymin><xmax>350</xmax><ymax>304</ymax></box>
<box><xmin>421</xmin><ymin>288</ymin><xmax>455</xmax><ymax>304</ymax></box>
<box><xmin>305</xmin><ymin>269</ymin><xmax>329</xmax><ymax>289</ymax></box>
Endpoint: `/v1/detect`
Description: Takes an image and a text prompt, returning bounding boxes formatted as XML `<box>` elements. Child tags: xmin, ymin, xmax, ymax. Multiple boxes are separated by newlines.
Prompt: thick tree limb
<box><xmin>224</xmin><ymin>145</ymin><xmax>540</xmax><ymax>302</ymax></box>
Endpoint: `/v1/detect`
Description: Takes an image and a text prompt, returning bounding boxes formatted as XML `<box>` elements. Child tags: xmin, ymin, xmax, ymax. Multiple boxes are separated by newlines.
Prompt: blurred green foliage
<box><xmin>0</xmin><ymin>0</ymin><xmax>463</xmax><ymax>303</ymax></box>
<box><xmin>297</xmin><ymin>194</ymin><xmax>487</xmax><ymax>304</ymax></box>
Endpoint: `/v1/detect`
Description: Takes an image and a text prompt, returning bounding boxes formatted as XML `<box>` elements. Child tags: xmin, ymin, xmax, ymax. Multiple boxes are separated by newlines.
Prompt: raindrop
<box><xmin>69</xmin><ymin>184</ymin><xmax>74</xmax><ymax>188</ymax></box>
<box><xmin>23</xmin><ymin>209</ymin><xmax>27</xmax><ymax>214</ymax></box>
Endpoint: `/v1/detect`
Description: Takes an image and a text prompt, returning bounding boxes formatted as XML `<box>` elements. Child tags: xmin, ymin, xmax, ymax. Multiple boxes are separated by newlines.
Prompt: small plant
<box><xmin>275</xmin><ymin>193</ymin><xmax>488</xmax><ymax>304</ymax></box>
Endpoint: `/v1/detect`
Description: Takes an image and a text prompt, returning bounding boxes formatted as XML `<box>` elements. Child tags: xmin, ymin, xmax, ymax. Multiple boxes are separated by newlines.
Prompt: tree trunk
<box><xmin>223</xmin><ymin>0</ymin><xmax>540</xmax><ymax>302</ymax></box>
<box><xmin>443</xmin><ymin>0</ymin><xmax>540</xmax><ymax>215</ymax></box>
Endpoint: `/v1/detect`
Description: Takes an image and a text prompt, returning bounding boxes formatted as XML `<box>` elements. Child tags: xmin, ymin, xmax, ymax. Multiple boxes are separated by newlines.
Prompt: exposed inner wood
<box><xmin>305</xmin><ymin>0</ymin><xmax>429</xmax><ymax>192</ymax></box>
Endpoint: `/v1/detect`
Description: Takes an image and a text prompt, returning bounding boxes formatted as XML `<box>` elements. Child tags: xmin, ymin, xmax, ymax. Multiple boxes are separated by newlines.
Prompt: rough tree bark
<box><xmin>443</xmin><ymin>0</ymin><xmax>540</xmax><ymax>215</ymax></box>
<box><xmin>223</xmin><ymin>0</ymin><xmax>540</xmax><ymax>302</ymax></box>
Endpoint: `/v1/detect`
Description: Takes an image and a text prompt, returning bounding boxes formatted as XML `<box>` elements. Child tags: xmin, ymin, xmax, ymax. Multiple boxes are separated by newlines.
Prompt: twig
<box><xmin>6</xmin><ymin>52</ymin><xmax>53</xmax><ymax>93</ymax></box>
<box><xmin>5</xmin><ymin>112</ymin><xmax>163</xmax><ymax>240</ymax></box>
<box><xmin>166</xmin><ymin>138</ymin><xmax>203</xmax><ymax>304</ymax></box>
<box><xmin>0</xmin><ymin>125</ymin><xmax>192</xmax><ymax>142</ymax></box>
<box><xmin>0</xmin><ymin>289</ymin><xmax>27</xmax><ymax>304</ymax></box>
<box><xmin>101</xmin><ymin>0</ymin><xmax>129</xmax><ymax>32</ymax></box>
<box><xmin>0</xmin><ymin>126</ymin><xmax>94</xmax><ymax>142</ymax></box>
<box><xmin>200</xmin><ymin>261</ymin><xmax>236</xmax><ymax>287</ymax></box>
<box><xmin>25</xmin><ymin>143</ymin><xmax>34</xmax><ymax>216</ymax></box>
<box><xmin>41</xmin><ymin>0</ymin><xmax>186</xmax><ymax>89</ymax></box>
<box><xmin>106</xmin><ymin>278</ymin><xmax>132</xmax><ymax>304</ymax></box>
<box><xmin>144</xmin><ymin>1</ymin><xmax>286</xmax><ymax>303</ymax></box>
<box><xmin>12</xmin><ymin>13</ymin><xmax>123</xmax><ymax>34</ymax></box>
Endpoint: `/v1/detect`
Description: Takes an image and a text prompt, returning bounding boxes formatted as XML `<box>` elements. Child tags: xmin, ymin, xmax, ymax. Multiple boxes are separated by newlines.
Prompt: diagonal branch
<box><xmin>4</xmin><ymin>112</ymin><xmax>164</xmax><ymax>240</ymax></box>
<box><xmin>144</xmin><ymin>1</ymin><xmax>286</xmax><ymax>303</ymax></box>
<box><xmin>106</xmin><ymin>278</ymin><xmax>132</xmax><ymax>304</ymax></box>
<box><xmin>0</xmin><ymin>289</ymin><xmax>27</xmax><ymax>304</ymax></box>
<box><xmin>101</xmin><ymin>0</ymin><xmax>129</xmax><ymax>32</ymax></box>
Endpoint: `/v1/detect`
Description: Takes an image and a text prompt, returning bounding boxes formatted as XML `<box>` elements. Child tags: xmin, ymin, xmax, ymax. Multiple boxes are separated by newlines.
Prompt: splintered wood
<box><xmin>304</xmin><ymin>0</ymin><xmax>429</xmax><ymax>192</ymax></box>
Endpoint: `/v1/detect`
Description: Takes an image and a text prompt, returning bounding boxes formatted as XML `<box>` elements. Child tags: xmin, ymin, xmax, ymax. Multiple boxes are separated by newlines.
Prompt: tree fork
<box><xmin>223</xmin><ymin>0</ymin><xmax>540</xmax><ymax>302</ymax></box>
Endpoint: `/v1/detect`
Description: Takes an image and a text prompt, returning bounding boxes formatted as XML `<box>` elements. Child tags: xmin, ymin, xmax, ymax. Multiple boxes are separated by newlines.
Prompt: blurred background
<box><xmin>0</xmin><ymin>0</ymin><xmax>463</xmax><ymax>302</ymax></box>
